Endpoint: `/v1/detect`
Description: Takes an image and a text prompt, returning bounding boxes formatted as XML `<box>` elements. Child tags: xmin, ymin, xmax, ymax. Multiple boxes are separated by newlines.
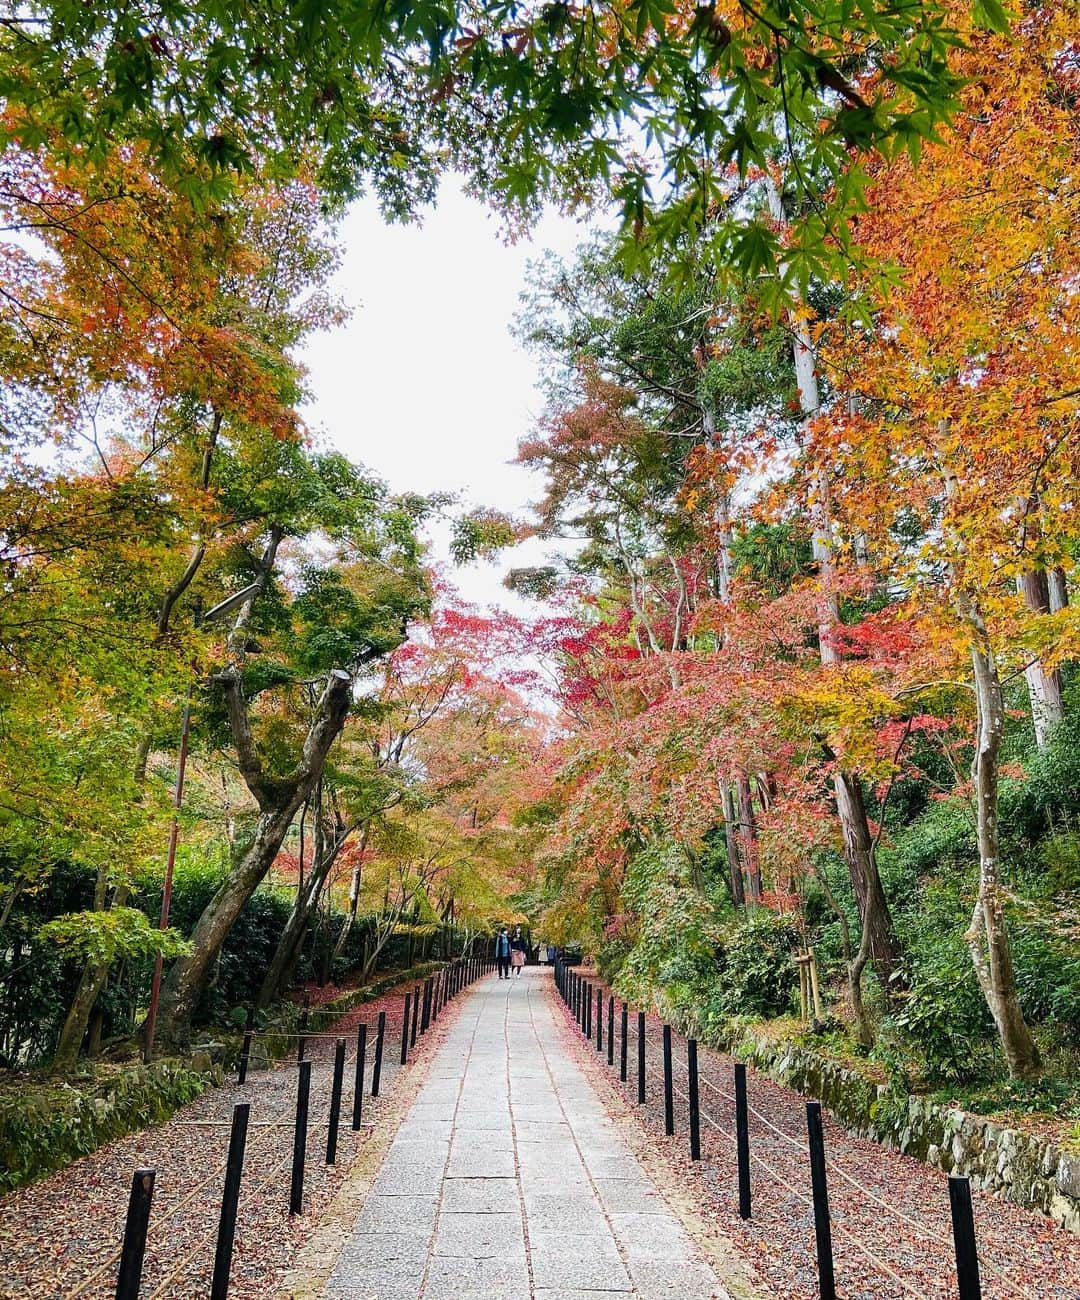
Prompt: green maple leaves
<box><xmin>1</xmin><ymin>0</ymin><xmax>1011</xmax><ymax>284</ymax></box>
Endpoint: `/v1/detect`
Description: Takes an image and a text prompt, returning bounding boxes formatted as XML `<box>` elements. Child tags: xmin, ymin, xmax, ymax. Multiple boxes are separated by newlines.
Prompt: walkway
<box><xmin>323</xmin><ymin>968</ymin><xmax>728</xmax><ymax>1300</ymax></box>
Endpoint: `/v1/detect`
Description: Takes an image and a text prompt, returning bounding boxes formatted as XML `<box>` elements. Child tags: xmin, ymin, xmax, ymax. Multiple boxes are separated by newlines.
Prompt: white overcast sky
<box><xmin>301</xmin><ymin>177</ymin><xmax>600</xmax><ymax>611</ymax></box>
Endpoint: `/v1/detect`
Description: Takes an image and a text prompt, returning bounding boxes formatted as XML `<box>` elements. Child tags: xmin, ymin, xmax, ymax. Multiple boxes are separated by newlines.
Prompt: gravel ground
<box><xmin>0</xmin><ymin>972</ymin><xmax>460</xmax><ymax>1300</ymax></box>
<box><xmin>555</xmin><ymin>972</ymin><xmax>1080</xmax><ymax>1300</ymax></box>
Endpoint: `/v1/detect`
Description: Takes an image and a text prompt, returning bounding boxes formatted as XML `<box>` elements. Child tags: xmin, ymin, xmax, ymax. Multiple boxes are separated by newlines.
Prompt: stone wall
<box><xmin>0</xmin><ymin>1057</ymin><xmax>220</xmax><ymax>1192</ymax></box>
<box><xmin>2</xmin><ymin>960</ymin><xmax>448</xmax><ymax>1192</ymax></box>
<box><xmin>667</xmin><ymin>1009</ymin><xmax>1080</xmax><ymax>1236</ymax></box>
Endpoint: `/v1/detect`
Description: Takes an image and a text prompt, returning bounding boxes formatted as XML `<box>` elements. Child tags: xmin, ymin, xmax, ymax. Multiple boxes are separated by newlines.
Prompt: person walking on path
<box><xmin>510</xmin><ymin>927</ymin><xmax>527</xmax><ymax>977</ymax></box>
<box><xmin>496</xmin><ymin>927</ymin><xmax>511</xmax><ymax>979</ymax></box>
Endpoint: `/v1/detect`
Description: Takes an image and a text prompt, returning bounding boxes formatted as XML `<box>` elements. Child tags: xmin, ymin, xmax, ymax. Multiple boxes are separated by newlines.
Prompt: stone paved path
<box><xmin>323</xmin><ymin>968</ymin><xmax>730</xmax><ymax>1300</ymax></box>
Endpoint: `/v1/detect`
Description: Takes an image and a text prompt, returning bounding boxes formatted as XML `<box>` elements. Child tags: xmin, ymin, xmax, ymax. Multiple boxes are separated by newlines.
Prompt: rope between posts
<box><xmin>566</xmin><ymin>983</ymin><xmax>984</xmax><ymax>1300</ymax></box>
<box><xmin>661</xmin><ymin>1072</ymin><xmax>925</xmax><ymax>1299</ymax></box>
<box><xmin>61</xmin><ymin>1082</ymin><xmax>346</xmax><ymax>1300</ymax></box>
<box><xmin>630</xmin><ymin>1013</ymin><xmax>1039</xmax><ymax>1300</ymax></box>
<box><xmin>59</xmin><ymin>967</ymin><xmax>482</xmax><ymax>1300</ymax></box>
<box><xmin>60</xmin><ymin>1038</ymin><xmax>390</xmax><ymax>1300</ymax></box>
<box><xmin>141</xmin><ymin>1096</ymin><xmax>341</xmax><ymax>1300</ymax></box>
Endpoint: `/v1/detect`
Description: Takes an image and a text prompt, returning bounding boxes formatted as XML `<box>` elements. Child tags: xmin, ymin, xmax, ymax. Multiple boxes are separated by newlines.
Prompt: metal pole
<box><xmin>371</xmin><ymin>1011</ymin><xmax>386</xmax><ymax>1097</ymax></box>
<box><xmin>607</xmin><ymin>996</ymin><xmax>614</xmax><ymax>1066</ymax></box>
<box><xmin>637</xmin><ymin>1011</ymin><xmax>646</xmax><ymax>1104</ymax></box>
<box><xmin>326</xmin><ymin>1038</ymin><xmax>346</xmax><ymax>1164</ymax></box>
<box><xmin>948</xmin><ymin>1175</ymin><xmax>983</xmax><ymax>1300</ymax></box>
<box><xmin>596</xmin><ymin>987</ymin><xmax>603</xmax><ymax>1052</ymax></box>
<box><xmin>400</xmin><ymin>993</ymin><xmax>412</xmax><ymax>1065</ymax></box>
<box><xmin>115</xmin><ymin>1168</ymin><xmax>155</xmax><ymax>1300</ymax></box>
<box><xmin>290</xmin><ymin>1060</ymin><xmax>312</xmax><ymax>1216</ymax></box>
<box><xmin>352</xmin><ymin>1023</ymin><xmax>367</xmax><ymax>1130</ymax></box>
<box><xmin>409</xmin><ymin>984</ymin><xmax>420</xmax><ymax>1047</ymax></box>
<box><xmin>662</xmin><ymin>1025</ymin><xmax>674</xmax><ymax>1136</ymax></box>
<box><xmin>620</xmin><ymin>1003</ymin><xmax>628</xmax><ymax>1082</ymax></box>
<box><xmin>806</xmin><ymin>1101</ymin><xmax>836</xmax><ymax>1300</ymax></box>
<box><xmin>237</xmin><ymin>1007</ymin><xmax>253</xmax><ymax>1086</ymax></box>
<box><xmin>735</xmin><ymin>1062</ymin><xmax>751</xmax><ymax>1219</ymax></box>
<box><xmin>210</xmin><ymin>1104</ymin><xmax>250</xmax><ymax>1300</ymax></box>
<box><xmin>143</xmin><ymin>696</ymin><xmax>192</xmax><ymax>1063</ymax></box>
<box><xmin>687</xmin><ymin>1040</ymin><xmax>701</xmax><ymax>1161</ymax></box>
<box><xmin>297</xmin><ymin>1007</ymin><xmax>308</xmax><ymax>1064</ymax></box>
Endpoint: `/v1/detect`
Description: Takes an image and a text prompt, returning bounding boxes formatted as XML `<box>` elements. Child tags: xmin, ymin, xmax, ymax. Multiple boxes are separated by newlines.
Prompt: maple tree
<box><xmin>0</xmin><ymin>0</ymin><xmax>1014</xmax><ymax>286</ymax></box>
<box><xmin>1</xmin><ymin>0</ymin><xmax>1076</xmax><ymax>1120</ymax></box>
<box><xmin>512</xmin><ymin>4</ymin><xmax>1080</xmax><ymax>1081</ymax></box>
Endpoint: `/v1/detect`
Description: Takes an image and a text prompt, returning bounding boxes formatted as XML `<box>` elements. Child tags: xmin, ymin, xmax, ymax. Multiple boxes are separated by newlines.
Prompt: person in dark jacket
<box><xmin>496</xmin><ymin>928</ymin><xmax>511</xmax><ymax>979</ymax></box>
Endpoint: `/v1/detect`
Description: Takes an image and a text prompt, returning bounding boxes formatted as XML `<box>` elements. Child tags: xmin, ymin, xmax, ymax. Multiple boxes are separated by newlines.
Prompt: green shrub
<box><xmin>615</xmin><ymin>839</ymin><xmax>720</xmax><ymax>1006</ymax></box>
<box><xmin>710</xmin><ymin>911</ymin><xmax>801</xmax><ymax>1021</ymax></box>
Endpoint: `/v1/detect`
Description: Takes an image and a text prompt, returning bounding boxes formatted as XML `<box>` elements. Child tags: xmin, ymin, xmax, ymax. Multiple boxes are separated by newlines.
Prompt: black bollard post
<box><xmin>326</xmin><ymin>1038</ymin><xmax>346</xmax><ymax>1164</ymax></box>
<box><xmin>290</xmin><ymin>1060</ymin><xmax>312</xmax><ymax>1216</ymax></box>
<box><xmin>210</xmin><ymin>1103</ymin><xmax>250</xmax><ymax>1300</ymax></box>
<box><xmin>662</xmin><ymin>1025</ymin><xmax>674</xmax><ymax>1136</ymax></box>
<box><xmin>637</xmin><ymin>1011</ymin><xmax>646</xmax><ymax>1104</ymax></box>
<box><xmin>237</xmin><ymin>1031</ymin><xmax>252</xmax><ymax>1086</ymax></box>
<box><xmin>734</xmin><ymin>1062</ymin><xmax>751</xmax><ymax>1219</ymax></box>
<box><xmin>806</xmin><ymin>1101</ymin><xmax>836</xmax><ymax>1300</ymax></box>
<box><xmin>420</xmin><ymin>979</ymin><xmax>431</xmax><ymax>1034</ymax></box>
<box><xmin>620</xmin><ymin>1003</ymin><xmax>628</xmax><ymax>1082</ymax></box>
<box><xmin>687</xmin><ymin>1040</ymin><xmax>701</xmax><ymax>1161</ymax></box>
<box><xmin>948</xmin><ymin>1175</ymin><xmax>982</xmax><ymax>1300</ymax></box>
<box><xmin>400</xmin><ymin>993</ymin><xmax>412</xmax><ymax>1065</ymax></box>
<box><xmin>238</xmin><ymin>1007</ymin><xmax>254</xmax><ymax>1085</ymax></box>
<box><xmin>410</xmin><ymin>984</ymin><xmax>420</xmax><ymax>1047</ymax></box>
<box><xmin>116</xmin><ymin>1168</ymin><xmax>155</xmax><ymax>1300</ymax></box>
<box><xmin>596</xmin><ymin>987</ymin><xmax>603</xmax><ymax>1052</ymax></box>
<box><xmin>607</xmin><ymin>996</ymin><xmax>615</xmax><ymax>1066</ymax></box>
<box><xmin>585</xmin><ymin>983</ymin><xmax>592</xmax><ymax>1039</ymax></box>
<box><xmin>371</xmin><ymin>1010</ymin><xmax>386</xmax><ymax>1097</ymax></box>
<box><xmin>352</xmin><ymin>1023</ymin><xmax>368</xmax><ymax>1130</ymax></box>
<box><xmin>297</xmin><ymin>1007</ymin><xmax>308</xmax><ymax>1064</ymax></box>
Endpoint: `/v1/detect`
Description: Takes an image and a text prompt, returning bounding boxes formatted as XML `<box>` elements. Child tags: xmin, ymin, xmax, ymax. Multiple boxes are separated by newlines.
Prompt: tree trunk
<box><xmin>1048</xmin><ymin>567</ymin><xmax>1068</xmax><ymax>613</ymax></box>
<box><xmin>331</xmin><ymin>823</ymin><xmax>370</xmax><ymax>965</ymax></box>
<box><xmin>809</xmin><ymin>859</ymin><xmax>873</xmax><ymax>1046</ymax></box>
<box><xmin>965</xmin><ymin>615</ymin><xmax>1041</xmax><ymax>1078</ymax></box>
<box><xmin>156</xmin><ymin>668</ymin><xmax>353</xmax><ymax>1049</ymax></box>
<box><xmin>737</xmin><ymin>773</ymin><xmax>762</xmax><ymax>901</ymax></box>
<box><xmin>53</xmin><ymin>877</ymin><xmax>131</xmax><ymax>1073</ymax></box>
<box><xmin>258</xmin><ymin>818</ymin><xmax>355</xmax><ymax>1008</ymax></box>
<box><xmin>720</xmin><ymin>780</ymin><xmax>745</xmax><ymax>908</ymax></box>
<box><xmin>54</xmin><ymin>967</ymin><xmax>107</xmax><ymax>1073</ymax></box>
<box><xmin>764</xmin><ymin>171</ymin><xmax>904</xmax><ymax>1003</ymax></box>
<box><xmin>1016</xmin><ymin>568</ymin><xmax>1064</xmax><ymax>748</ymax></box>
<box><xmin>832</xmin><ymin>769</ymin><xmax>902</xmax><ymax>992</ymax></box>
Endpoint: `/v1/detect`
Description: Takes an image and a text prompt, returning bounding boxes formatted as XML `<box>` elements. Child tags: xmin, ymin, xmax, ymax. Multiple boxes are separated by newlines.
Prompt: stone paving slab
<box><xmin>322</xmin><ymin>969</ymin><xmax>732</xmax><ymax>1300</ymax></box>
